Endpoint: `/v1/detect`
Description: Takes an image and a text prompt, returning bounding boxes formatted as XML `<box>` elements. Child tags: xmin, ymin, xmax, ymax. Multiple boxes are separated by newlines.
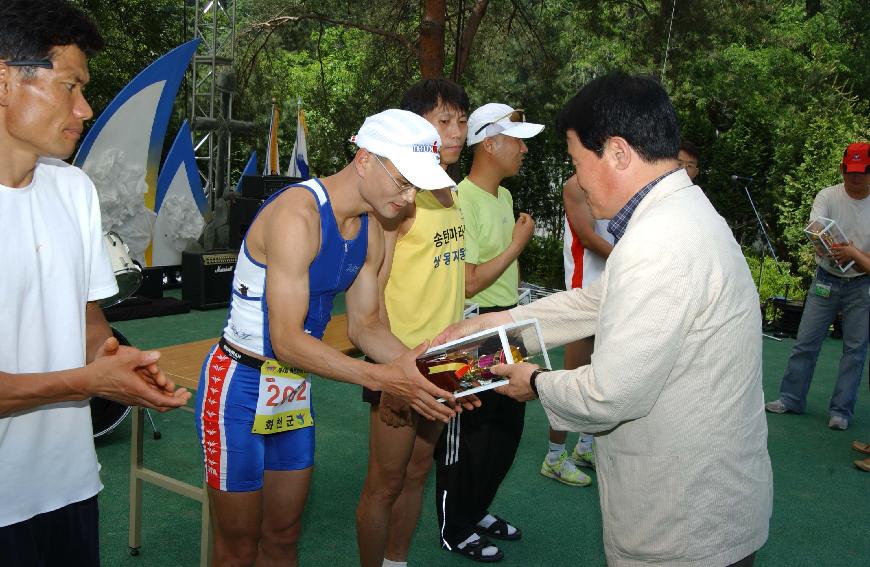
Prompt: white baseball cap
<box><xmin>466</xmin><ymin>103</ymin><xmax>545</xmax><ymax>146</ymax></box>
<box><xmin>351</xmin><ymin>109</ymin><xmax>456</xmax><ymax>190</ymax></box>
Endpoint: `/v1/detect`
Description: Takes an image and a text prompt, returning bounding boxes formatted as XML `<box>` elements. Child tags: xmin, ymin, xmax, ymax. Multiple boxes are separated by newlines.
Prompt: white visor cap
<box><xmin>352</xmin><ymin>109</ymin><xmax>456</xmax><ymax>190</ymax></box>
<box><xmin>466</xmin><ymin>103</ymin><xmax>544</xmax><ymax>146</ymax></box>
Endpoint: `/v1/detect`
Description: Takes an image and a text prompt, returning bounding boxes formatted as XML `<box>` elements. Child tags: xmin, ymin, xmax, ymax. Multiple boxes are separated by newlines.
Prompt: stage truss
<box><xmin>190</xmin><ymin>0</ymin><xmax>237</xmax><ymax>210</ymax></box>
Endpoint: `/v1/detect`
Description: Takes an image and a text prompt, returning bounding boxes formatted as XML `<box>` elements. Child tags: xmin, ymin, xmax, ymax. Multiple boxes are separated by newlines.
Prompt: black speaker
<box><xmin>229</xmin><ymin>197</ymin><xmax>264</xmax><ymax>250</ymax></box>
<box><xmin>182</xmin><ymin>250</ymin><xmax>238</xmax><ymax>310</ymax></box>
<box><xmin>138</xmin><ymin>265</ymin><xmax>184</xmax><ymax>299</ymax></box>
<box><xmin>238</xmin><ymin>175</ymin><xmax>302</xmax><ymax>199</ymax></box>
<box><xmin>139</xmin><ymin>267</ymin><xmax>165</xmax><ymax>299</ymax></box>
<box><xmin>764</xmin><ymin>297</ymin><xmax>804</xmax><ymax>337</ymax></box>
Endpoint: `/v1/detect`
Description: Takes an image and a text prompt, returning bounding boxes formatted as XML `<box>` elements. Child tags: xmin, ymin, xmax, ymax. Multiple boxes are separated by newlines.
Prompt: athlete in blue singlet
<box><xmin>195</xmin><ymin>178</ymin><xmax>368</xmax><ymax>492</ymax></box>
<box><xmin>194</xmin><ymin>109</ymin><xmax>460</xmax><ymax>567</ymax></box>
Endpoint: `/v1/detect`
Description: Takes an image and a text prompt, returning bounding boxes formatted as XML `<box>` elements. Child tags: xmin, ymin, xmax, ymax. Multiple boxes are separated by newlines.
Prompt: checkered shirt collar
<box><xmin>607</xmin><ymin>168</ymin><xmax>680</xmax><ymax>243</ymax></box>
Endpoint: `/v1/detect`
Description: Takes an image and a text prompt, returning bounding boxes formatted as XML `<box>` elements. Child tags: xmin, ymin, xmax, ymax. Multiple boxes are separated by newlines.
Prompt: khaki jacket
<box><xmin>512</xmin><ymin>169</ymin><xmax>772</xmax><ymax>566</ymax></box>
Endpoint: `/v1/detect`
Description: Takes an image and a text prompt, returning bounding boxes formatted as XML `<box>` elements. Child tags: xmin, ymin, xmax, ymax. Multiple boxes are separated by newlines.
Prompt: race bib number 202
<box><xmin>252</xmin><ymin>360</ymin><xmax>313</xmax><ymax>434</ymax></box>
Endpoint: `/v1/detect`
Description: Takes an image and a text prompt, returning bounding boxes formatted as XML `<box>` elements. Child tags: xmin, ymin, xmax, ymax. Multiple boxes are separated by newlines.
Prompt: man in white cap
<box><xmin>434</xmin><ymin>103</ymin><xmax>544</xmax><ymax>562</ymax></box>
<box><xmin>195</xmin><ymin>109</ymin><xmax>460</xmax><ymax>567</ymax></box>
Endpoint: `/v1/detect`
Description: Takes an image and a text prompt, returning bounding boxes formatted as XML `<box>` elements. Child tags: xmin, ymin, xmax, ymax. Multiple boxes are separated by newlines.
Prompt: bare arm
<box><xmin>372</xmin><ymin>195</ymin><xmax>418</xmax><ymax>325</ymax></box>
<box><xmin>262</xmin><ymin>193</ymin><xmax>454</xmax><ymax>421</ymax></box>
<box><xmin>85</xmin><ymin>301</ymin><xmax>113</xmax><ymax>363</ymax></box>
<box><xmin>375</xmin><ymin>207</ymin><xmax>409</xmax><ymax>326</ymax></box>
<box><xmin>831</xmin><ymin>242</ymin><xmax>870</xmax><ymax>272</ymax></box>
<box><xmin>1</xmin><ymin>305</ymin><xmax>190</xmax><ymax>416</ymax></box>
<box><xmin>563</xmin><ymin>176</ymin><xmax>612</xmax><ymax>259</ymax></box>
<box><xmin>0</xmin><ymin>351</ymin><xmax>192</xmax><ymax>415</ymax></box>
<box><xmin>465</xmin><ymin>212</ymin><xmax>534</xmax><ymax>298</ymax></box>
<box><xmin>346</xmin><ymin>220</ymin><xmax>411</xmax><ymax>363</ymax></box>
<box><xmin>0</xmin><ymin>367</ymin><xmax>95</xmax><ymax>415</ymax></box>
<box><xmin>263</xmin><ymin>191</ymin><xmax>380</xmax><ymax>386</ymax></box>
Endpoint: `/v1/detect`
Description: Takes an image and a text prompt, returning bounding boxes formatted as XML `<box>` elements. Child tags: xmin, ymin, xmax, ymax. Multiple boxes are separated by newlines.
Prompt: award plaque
<box><xmin>417</xmin><ymin>319</ymin><xmax>551</xmax><ymax>399</ymax></box>
<box><xmin>804</xmin><ymin>217</ymin><xmax>854</xmax><ymax>272</ymax></box>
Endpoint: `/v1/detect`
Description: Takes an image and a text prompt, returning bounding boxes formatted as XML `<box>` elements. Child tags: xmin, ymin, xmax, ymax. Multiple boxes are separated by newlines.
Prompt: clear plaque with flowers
<box><xmin>804</xmin><ymin>217</ymin><xmax>854</xmax><ymax>272</ymax></box>
<box><xmin>418</xmin><ymin>319</ymin><xmax>551</xmax><ymax>399</ymax></box>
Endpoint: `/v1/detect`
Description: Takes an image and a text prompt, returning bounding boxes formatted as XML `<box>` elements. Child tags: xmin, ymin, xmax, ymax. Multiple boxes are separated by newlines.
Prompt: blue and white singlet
<box><xmin>222</xmin><ymin>178</ymin><xmax>368</xmax><ymax>352</ymax></box>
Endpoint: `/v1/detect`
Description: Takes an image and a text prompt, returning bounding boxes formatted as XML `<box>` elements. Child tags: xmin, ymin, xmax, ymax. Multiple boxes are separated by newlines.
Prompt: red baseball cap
<box><xmin>841</xmin><ymin>142</ymin><xmax>870</xmax><ymax>173</ymax></box>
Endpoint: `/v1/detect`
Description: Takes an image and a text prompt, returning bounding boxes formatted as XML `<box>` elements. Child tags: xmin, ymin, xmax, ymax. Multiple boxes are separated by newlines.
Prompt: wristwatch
<box><xmin>529</xmin><ymin>368</ymin><xmax>549</xmax><ymax>398</ymax></box>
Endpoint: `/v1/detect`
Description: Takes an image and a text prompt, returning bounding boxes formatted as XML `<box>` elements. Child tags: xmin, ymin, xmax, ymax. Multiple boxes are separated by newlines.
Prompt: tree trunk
<box><xmin>454</xmin><ymin>0</ymin><xmax>489</xmax><ymax>81</ymax></box>
<box><xmin>420</xmin><ymin>0</ymin><xmax>446</xmax><ymax>78</ymax></box>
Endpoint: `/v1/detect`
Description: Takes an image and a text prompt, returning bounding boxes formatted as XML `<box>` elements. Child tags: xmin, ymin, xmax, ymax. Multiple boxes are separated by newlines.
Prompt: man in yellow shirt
<box><xmin>356</xmin><ymin>79</ymin><xmax>472</xmax><ymax>567</ymax></box>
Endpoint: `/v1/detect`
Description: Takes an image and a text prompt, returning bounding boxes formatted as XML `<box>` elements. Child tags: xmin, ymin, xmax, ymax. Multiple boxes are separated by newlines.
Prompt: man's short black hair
<box><xmin>555</xmin><ymin>71</ymin><xmax>680</xmax><ymax>163</ymax></box>
<box><xmin>0</xmin><ymin>0</ymin><xmax>103</xmax><ymax>67</ymax></box>
<box><xmin>400</xmin><ymin>78</ymin><xmax>470</xmax><ymax>116</ymax></box>
<box><xmin>679</xmin><ymin>140</ymin><xmax>700</xmax><ymax>161</ymax></box>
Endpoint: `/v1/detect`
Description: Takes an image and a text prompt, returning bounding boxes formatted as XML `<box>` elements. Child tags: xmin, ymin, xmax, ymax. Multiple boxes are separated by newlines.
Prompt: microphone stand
<box><xmin>739</xmin><ymin>178</ymin><xmax>783</xmax><ymax>341</ymax></box>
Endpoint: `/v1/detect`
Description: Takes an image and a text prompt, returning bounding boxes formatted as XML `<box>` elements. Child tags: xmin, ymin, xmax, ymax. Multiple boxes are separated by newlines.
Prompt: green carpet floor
<box><xmin>92</xmin><ymin>302</ymin><xmax>870</xmax><ymax>566</ymax></box>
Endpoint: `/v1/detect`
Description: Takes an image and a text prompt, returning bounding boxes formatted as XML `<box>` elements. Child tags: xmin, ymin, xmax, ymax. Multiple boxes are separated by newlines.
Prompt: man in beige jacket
<box><xmin>438</xmin><ymin>72</ymin><xmax>772</xmax><ymax>566</ymax></box>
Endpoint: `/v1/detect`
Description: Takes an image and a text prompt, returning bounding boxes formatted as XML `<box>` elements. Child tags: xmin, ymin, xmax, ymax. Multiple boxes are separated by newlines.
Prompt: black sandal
<box><xmin>448</xmin><ymin>536</ymin><xmax>504</xmax><ymax>563</ymax></box>
<box><xmin>477</xmin><ymin>516</ymin><xmax>521</xmax><ymax>541</ymax></box>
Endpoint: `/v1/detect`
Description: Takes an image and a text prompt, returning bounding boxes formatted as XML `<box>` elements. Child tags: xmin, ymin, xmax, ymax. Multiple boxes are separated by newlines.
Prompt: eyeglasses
<box><xmin>678</xmin><ymin>159</ymin><xmax>699</xmax><ymax>171</ymax></box>
<box><xmin>2</xmin><ymin>59</ymin><xmax>53</xmax><ymax>69</ymax></box>
<box><xmin>373</xmin><ymin>154</ymin><xmax>418</xmax><ymax>196</ymax></box>
<box><xmin>473</xmin><ymin>109</ymin><xmax>525</xmax><ymax>136</ymax></box>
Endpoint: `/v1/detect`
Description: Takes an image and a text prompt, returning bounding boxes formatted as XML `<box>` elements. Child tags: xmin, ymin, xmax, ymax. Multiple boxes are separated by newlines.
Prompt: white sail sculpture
<box><xmin>74</xmin><ymin>39</ymin><xmax>200</xmax><ymax>266</ymax></box>
<box><xmin>152</xmin><ymin>121</ymin><xmax>207</xmax><ymax>266</ymax></box>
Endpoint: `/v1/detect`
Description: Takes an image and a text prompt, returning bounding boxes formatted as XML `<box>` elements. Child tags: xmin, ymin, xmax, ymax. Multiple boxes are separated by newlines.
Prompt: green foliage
<box><xmin>72</xmin><ymin>0</ymin><xmax>185</xmax><ymax>121</ymax></box>
<box><xmin>669</xmin><ymin>0</ymin><xmax>867</xmax><ymax>283</ymax></box>
<box><xmin>74</xmin><ymin>0</ymin><xmax>868</xmax><ymax>289</ymax></box>
<box><xmin>771</xmin><ymin>94</ymin><xmax>868</xmax><ymax>279</ymax></box>
<box><xmin>743</xmin><ymin>251</ymin><xmax>806</xmax><ymax>303</ymax></box>
<box><xmin>519</xmin><ymin>234</ymin><xmax>565</xmax><ymax>291</ymax></box>
<box><xmin>231</xmin><ymin>0</ymin><xmax>422</xmax><ymax>178</ymax></box>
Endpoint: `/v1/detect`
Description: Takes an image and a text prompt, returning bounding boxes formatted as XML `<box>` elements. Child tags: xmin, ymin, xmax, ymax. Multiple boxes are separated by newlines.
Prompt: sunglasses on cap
<box><xmin>473</xmin><ymin>109</ymin><xmax>526</xmax><ymax>136</ymax></box>
<box><xmin>2</xmin><ymin>59</ymin><xmax>53</xmax><ymax>69</ymax></box>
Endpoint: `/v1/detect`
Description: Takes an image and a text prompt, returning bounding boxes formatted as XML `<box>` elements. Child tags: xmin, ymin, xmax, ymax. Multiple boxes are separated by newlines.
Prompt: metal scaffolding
<box><xmin>189</xmin><ymin>0</ymin><xmax>245</xmax><ymax>210</ymax></box>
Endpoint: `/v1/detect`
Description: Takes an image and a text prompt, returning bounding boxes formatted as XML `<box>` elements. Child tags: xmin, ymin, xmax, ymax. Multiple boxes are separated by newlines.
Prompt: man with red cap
<box><xmin>766</xmin><ymin>141</ymin><xmax>870</xmax><ymax>430</ymax></box>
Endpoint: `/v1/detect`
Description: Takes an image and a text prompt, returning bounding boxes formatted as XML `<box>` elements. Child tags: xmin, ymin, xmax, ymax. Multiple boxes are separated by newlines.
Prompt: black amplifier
<box><xmin>239</xmin><ymin>175</ymin><xmax>302</xmax><ymax>199</ymax></box>
<box><xmin>229</xmin><ymin>197</ymin><xmax>264</xmax><ymax>250</ymax></box>
<box><xmin>763</xmin><ymin>296</ymin><xmax>804</xmax><ymax>338</ymax></box>
<box><xmin>138</xmin><ymin>265</ymin><xmax>184</xmax><ymax>299</ymax></box>
<box><xmin>182</xmin><ymin>250</ymin><xmax>238</xmax><ymax>310</ymax></box>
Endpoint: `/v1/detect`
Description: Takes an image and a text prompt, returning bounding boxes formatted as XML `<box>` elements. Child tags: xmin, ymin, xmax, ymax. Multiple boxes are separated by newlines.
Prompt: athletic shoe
<box><xmin>540</xmin><ymin>451</ymin><xmax>591</xmax><ymax>487</ymax></box>
<box><xmin>570</xmin><ymin>447</ymin><xmax>595</xmax><ymax>469</ymax></box>
<box><xmin>828</xmin><ymin>415</ymin><xmax>848</xmax><ymax>430</ymax></box>
<box><xmin>764</xmin><ymin>399</ymin><xmax>788</xmax><ymax>414</ymax></box>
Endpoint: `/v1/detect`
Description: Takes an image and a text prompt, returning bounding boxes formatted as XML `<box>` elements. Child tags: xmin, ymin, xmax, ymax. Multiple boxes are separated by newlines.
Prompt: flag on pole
<box><xmin>236</xmin><ymin>150</ymin><xmax>258</xmax><ymax>194</ymax></box>
<box><xmin>286</xmin><ymin>99</ymin><xmax>310</xmax><ymax>180</ymax></box>
<box><xmin>264</xmin><ymin>100</ymin><xmax>280</xmax><ymax>175</ymax></box>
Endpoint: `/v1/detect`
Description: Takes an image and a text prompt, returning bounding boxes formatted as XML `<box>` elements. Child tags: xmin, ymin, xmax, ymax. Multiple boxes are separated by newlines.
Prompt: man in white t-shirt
<box><xmin>766</xmin><ymin>142</ymin><xmax>870</xmax><ymax>430</ymax></box>
<box><xmin>0</xmin><ymin>2</ymin><xmax>190</xmax><ymax>564</ymax></box>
